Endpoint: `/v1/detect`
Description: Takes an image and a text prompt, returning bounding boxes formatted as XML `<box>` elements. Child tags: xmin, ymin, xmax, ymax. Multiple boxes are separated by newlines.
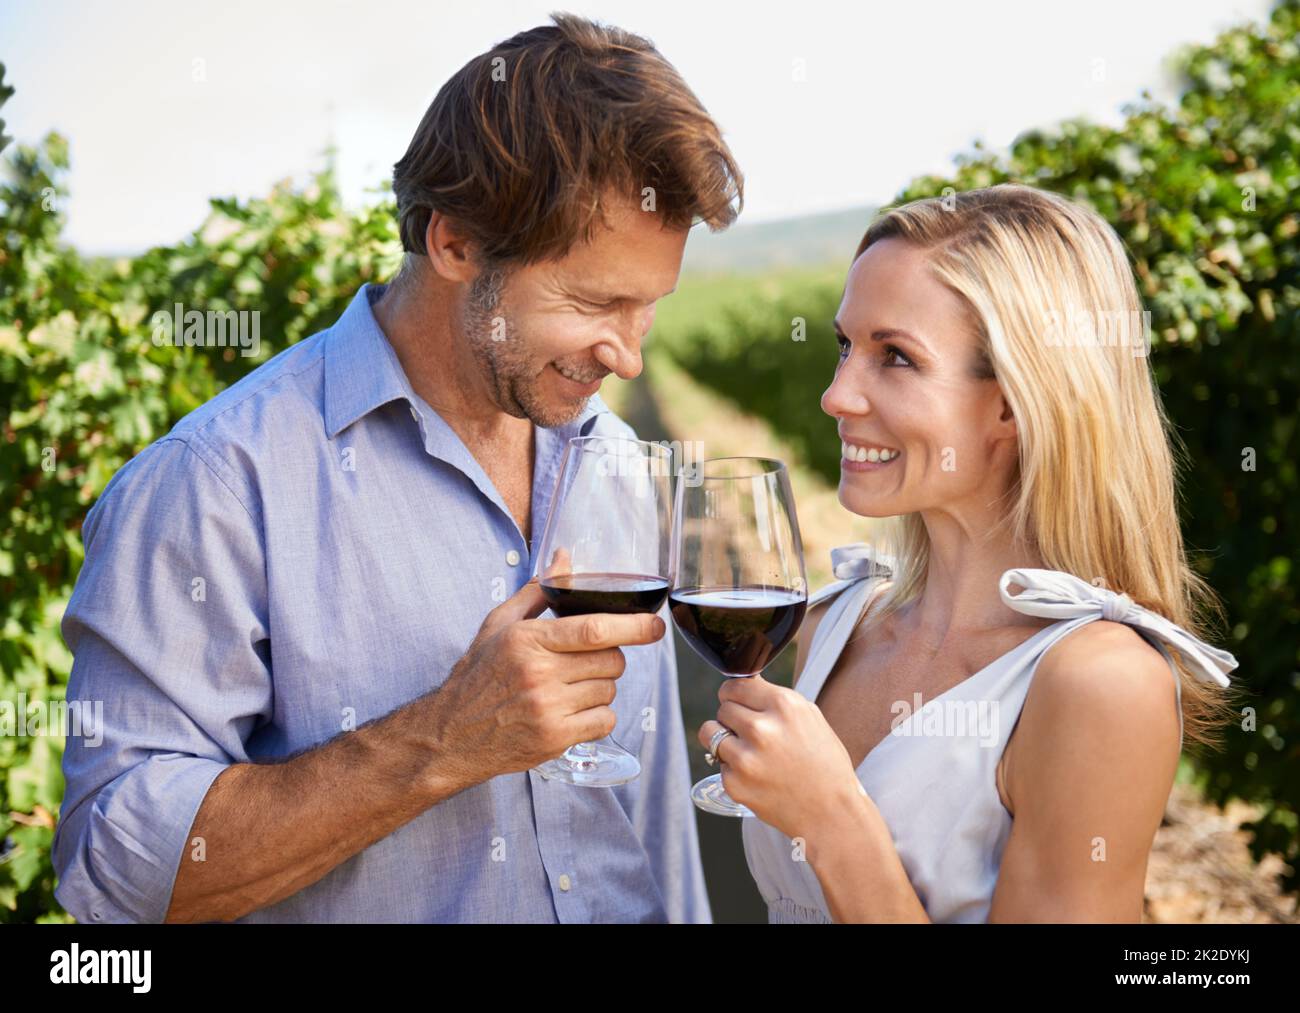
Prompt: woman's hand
<box><xmin>697</xmin><ymin>674</ymin><xmax>866</xmax><ymax>842</ymax></box>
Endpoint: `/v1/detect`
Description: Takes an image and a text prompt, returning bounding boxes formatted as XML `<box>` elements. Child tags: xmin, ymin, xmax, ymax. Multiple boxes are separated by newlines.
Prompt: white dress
<box><xmin>741</xmin><ymin>544</ymin><xmax>1239</xmax><ymax>924</ymax></box>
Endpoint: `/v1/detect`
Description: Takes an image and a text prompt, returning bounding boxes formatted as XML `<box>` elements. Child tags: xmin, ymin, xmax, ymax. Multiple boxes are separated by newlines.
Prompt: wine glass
<box><xmin>532</xmin><ymin>436</ymin><xmax>674</xmax><ymax>787</ymax></box>
<box><xmin>669</xmin><ymin>457</ymin><xmax>808</xmax><ymax>817</ymax></box>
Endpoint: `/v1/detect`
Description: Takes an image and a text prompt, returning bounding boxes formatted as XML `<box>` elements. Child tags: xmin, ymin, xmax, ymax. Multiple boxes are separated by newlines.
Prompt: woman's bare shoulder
<box><xmin>1006</xmin><ymin>620</ymin><xmax>1180</xmax><ymax>810</ymax></box>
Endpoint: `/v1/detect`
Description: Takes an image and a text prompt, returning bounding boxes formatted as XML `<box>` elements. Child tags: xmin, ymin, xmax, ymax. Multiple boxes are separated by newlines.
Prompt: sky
<box><xmin>0</xmin><ymin>0</ymin><xmax>1276</xmax><ymax>255</ymax></box>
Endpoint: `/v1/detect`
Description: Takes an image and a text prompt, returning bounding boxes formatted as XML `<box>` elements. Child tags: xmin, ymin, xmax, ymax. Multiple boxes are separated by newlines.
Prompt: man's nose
<box><xmin>595</xmin><ymin>322</ymin><xmax>646</xmax><ymax>380</ymax></box>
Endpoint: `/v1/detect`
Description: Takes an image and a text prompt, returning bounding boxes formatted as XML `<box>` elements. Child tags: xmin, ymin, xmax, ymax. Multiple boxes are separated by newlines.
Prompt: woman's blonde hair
<box><xmin>850</xmin><ymin>183</ymin><xmax>1235</xmax><ymax>750</ymax></box>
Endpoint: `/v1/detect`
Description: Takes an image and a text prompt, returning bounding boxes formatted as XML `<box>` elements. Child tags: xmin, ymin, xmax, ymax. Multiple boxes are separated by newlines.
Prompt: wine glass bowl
<box><xmin>532</xmin><ymin>436</ymin><xmax>674</xmax><ymax>787</ymax></box>
<box><xmin>668</xmin><ymin>588</ymin><xmax>806</xmax><ymax>676</ymax></box>
<box><xmin>668</xmin><ymin>457</ymin><xmax>808</xmax><ymax>816</ymax></box>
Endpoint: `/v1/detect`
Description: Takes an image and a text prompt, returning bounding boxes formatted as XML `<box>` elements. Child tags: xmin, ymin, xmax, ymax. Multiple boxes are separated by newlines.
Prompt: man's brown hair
<box><xmin>392</xmin><ymin>12</ymin><xmax>743</xmax><ymax>269</ymax></box>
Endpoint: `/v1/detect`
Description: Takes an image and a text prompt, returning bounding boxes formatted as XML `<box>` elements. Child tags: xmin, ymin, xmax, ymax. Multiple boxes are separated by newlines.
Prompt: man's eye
<box><xmin>836</xmin><ymin>335</ymin><xmax>851</xmax><ymax>358</ymax></box>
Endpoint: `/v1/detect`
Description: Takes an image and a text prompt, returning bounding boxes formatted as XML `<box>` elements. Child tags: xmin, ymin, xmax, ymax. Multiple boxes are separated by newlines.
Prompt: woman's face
<box><xmin>821</xmin><ymin>237</ymin><xmax>1018</xmax><ymax>520</ymax></box>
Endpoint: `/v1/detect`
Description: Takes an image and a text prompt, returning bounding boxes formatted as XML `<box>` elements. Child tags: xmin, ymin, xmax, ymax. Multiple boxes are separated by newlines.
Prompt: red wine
<box><xmin>540</xmin><ymin>573</ymin><xmax>671</xmax><ymax>617</ymax></box>
<box><xmin>669</xmin><ymin>586</ymin><xmax>807</xmax><ymax>675</ymax></box>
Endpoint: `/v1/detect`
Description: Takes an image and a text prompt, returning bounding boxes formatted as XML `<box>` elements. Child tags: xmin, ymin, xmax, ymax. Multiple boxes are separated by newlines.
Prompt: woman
<box><xmin>699</xmin><ymin>184</ymin><xmax>1239</xmax><ymax>923</ymax></box>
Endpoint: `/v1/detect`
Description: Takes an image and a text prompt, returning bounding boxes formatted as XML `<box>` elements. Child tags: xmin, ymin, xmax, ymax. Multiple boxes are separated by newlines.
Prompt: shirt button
<box><xmin>558</xmin><ymin>874</ymin><xmax>572</xmax><ymax>892</ymax></box>
<box><xmin>506</xmin><ymin>550</ymin><xmax>521</xmax><ymax>566</ymax></box>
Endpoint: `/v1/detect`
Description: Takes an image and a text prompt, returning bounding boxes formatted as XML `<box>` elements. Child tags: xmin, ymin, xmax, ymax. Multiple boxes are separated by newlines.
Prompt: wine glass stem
<box><xmin>564</xmin><ymin>741</ymin><xmax>599</xmax><ymax>769</ymax></box>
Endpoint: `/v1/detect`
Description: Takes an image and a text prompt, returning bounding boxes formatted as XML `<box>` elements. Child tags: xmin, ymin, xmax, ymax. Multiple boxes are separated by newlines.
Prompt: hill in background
<box><xmin>679</xmin><ymin>204</ymin><xmax>875</xmax><ymax>277</ymax></box>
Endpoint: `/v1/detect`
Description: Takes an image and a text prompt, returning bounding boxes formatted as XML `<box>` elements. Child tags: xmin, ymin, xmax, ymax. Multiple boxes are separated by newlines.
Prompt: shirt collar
<box><xmin>324</xmin><ymin>283</ymin><xmax>615</xmax><ymax>551</ymax></box>
<box><xmin>323</xmin><ymin>283</ymin><xmax>415</xmax><ymax>439</ymax></box>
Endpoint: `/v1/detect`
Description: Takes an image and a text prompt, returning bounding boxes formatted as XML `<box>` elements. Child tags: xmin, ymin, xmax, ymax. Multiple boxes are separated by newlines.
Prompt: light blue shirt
<box><xmin>53</xmin><ymin>283</ymin><xmax>710</xmax><ymax>924</ymax></box>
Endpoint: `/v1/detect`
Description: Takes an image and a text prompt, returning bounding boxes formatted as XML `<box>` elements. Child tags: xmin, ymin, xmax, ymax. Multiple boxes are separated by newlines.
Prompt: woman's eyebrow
<box><xmin>871</xmin><ymin>327</ymin><xmax>926</xmax><ymax>350</ymax></box>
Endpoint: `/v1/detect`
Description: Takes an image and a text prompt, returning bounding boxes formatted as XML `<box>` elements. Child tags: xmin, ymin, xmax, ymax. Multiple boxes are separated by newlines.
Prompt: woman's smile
<box><xmin>840</xmin><ymin>438</ymin><xmax>902</xmax><ymax>472</ymax></box>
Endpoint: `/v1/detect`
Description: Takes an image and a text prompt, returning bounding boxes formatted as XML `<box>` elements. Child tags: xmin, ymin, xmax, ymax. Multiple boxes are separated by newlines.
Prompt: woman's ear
<box><xmin>995</xmin><ymin>389</ymin><xmax>1018</xmax><ymax>436</ymax></box>
<box><xmin>424</xmin><ymin>211</ymin><xmax>478</xmax><ymax>284</ymax></box>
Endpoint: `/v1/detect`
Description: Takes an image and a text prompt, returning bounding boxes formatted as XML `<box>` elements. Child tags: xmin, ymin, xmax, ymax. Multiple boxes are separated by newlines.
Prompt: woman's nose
<box><xmin>822</xmin><ymin>364</ymin><xmax>871</xmax><ymax>419</ymax></box>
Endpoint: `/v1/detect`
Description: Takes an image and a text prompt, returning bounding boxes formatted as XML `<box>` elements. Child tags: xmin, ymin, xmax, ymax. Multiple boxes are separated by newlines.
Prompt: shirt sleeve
<box><xmin>52</xmin><ymin>435</ymin><xmax>272</xmax><ymax>924</ymax></box>
<box><xmin>616</xmin><ymin>605</ymin><xmax>713</xmax><ymax>924</ymax></box>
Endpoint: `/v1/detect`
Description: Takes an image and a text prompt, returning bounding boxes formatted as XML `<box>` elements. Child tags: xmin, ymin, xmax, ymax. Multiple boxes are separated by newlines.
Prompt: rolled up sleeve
<box><xmin>53</xmin><ymin>436</ymin><xmax>271</xmax><ymax>923</ymax></box>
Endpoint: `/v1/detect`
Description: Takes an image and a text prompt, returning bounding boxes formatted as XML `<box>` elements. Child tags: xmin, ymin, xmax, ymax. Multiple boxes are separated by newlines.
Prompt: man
<box><xmin>52</xmin><ymin>14</ymin><xmax>742</xmax><ymax>923</ymax></box>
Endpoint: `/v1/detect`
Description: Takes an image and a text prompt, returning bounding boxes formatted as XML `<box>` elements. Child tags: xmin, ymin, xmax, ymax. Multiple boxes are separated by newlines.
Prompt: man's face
<box><xmin>460</xmin><ymin>199</ymin><xmax>689</xmax><ymax>428</ymax></box>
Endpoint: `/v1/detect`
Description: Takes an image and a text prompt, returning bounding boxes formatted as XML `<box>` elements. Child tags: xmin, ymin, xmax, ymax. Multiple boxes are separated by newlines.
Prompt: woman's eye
<box><xmin>836</xmin><ymin>335</ymin><xmax>851</xmax><ymax>358</ymax></box>
<box><xmin>883</xmin><ymin>344</ymin><xmax>914</xmax><ymax>368</ymax></box>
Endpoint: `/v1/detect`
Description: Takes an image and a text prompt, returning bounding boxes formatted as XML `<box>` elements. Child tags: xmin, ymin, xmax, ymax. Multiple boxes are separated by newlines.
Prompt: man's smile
<box><xmin>550</xmin><ymin>361</ymin><xmax>605</xmax><ymax>395</ymax></box>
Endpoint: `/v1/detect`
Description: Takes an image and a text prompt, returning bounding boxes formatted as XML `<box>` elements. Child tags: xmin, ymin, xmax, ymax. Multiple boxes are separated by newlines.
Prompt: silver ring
<box><xmin>704</xmin><ymin>727</ymin><xmax>734</xmax><ymax>767</ymax></box>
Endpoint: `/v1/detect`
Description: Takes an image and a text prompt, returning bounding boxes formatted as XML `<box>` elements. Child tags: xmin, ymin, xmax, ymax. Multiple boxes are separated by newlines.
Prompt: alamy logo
<box><xmin>593</xmin><ymin>439</ymin><xmax>705</xmax><ymax>488</ymax></box>
<box><xmin>49</xmin><ymin>945</ymin><xmax>151</xmax><ymax>992</ymax></box>
<box><xmin>890</xmin><ymin>692</ymin><xmax>1000</xmax><ymax>748</ymax></box>
<box><xmin>152</xmin><ymin>302</ymin><xmax>260</xmax><ymax>358</ymax></box>
<box><xmin>0</xmin><ymin>693</ymin><xmax>103</xmax><ymax>746</ymax></box>
<box><xmin>1042</xmin><ymin>306</ymin><xmax>1151</xmax><ymax>358</ymax></box>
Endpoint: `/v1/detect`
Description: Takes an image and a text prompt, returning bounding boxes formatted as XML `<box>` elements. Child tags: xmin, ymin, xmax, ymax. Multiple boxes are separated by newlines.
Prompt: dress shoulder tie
<box><xmin>999</xmin><ymin>568</ymin><xmax>1237</xmax><ymax>688</ymax></box>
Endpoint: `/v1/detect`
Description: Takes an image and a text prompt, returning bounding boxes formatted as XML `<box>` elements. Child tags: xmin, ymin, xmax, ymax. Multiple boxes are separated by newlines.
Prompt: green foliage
<box><xmin>659</xmin><ymin>274</ymin><xmax>845</xmax><ymax>478</ymax></box>
<box><xmin>0</xmin><ymin>63</ymin><xmax>14</xmax><ymax>155</ymax></box>
<box><xmin>661</xmin><ymin>2</ymin><xmax>1300</xmax><ymax>888</ymax></box>
<box><xmin>0</xmin><ymin>92</ymin><xmax>401</xmax><ymax>916</ymax></box>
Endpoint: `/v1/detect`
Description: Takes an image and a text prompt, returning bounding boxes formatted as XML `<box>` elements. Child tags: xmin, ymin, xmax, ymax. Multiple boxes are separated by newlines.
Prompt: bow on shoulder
<box><xmin>999</xmin><ymin>568</ymin><xmax>1238</xmax><ymax>688</ymax></box>
<box><xmin>830</xmin><ymin>543</ymin><xmax>896</xmax><ymax>581</ymax></box>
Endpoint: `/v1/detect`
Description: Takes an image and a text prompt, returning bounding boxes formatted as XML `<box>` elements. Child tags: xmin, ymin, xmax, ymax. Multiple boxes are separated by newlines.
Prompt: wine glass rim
<box><xmin>696</xmin><ymin>456</ymin><xmax>789</xmax><ymax>478</ymax></box>
<box><xmin>567</xmin><ymin>435</ymin><xmax>671</xmax><ymax>456</ymax></box>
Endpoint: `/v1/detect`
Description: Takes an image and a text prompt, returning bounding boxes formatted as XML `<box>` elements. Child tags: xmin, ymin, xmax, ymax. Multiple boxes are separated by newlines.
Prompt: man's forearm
<box><xmin>164</xmin><ymin>690</ymin><xmax>471</xmax><ymax>923</ymax></box>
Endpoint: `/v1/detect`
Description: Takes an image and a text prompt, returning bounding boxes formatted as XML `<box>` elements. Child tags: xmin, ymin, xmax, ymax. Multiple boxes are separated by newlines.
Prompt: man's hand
<box><xmin>165</xmin><ymin>574</ymin><xmax>667</xmax><ymax>923</ymax></box>
<box><xmin>427</xmin><ymin>576</ymin><xmax>668</xmax><ymax>785</ymax></box>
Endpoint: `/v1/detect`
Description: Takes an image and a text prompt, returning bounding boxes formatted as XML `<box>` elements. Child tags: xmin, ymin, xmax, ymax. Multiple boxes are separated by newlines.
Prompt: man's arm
<box><xmin>164</xmin><ymin>691</ymin><xmax>469</xmax><ymax>922</ymax></box>
<box><xmin>54</xmin><ymin>437</ymin><xmax>275</xmax><ymax>923</ymax></box>
<box><xmin>54</xmin><ymin>436</ymin><xmax>666</xmax><ymax>923</ymax></box>
<box><xmin>167</xmin><ymin>602</ymin><xmax>667</xmax><ymax>923</ymax></box>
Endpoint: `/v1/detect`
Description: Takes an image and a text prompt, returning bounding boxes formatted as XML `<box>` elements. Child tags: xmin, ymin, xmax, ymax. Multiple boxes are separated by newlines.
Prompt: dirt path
<box><xmin>1146</xmin><ymin>782</ymin><xmax>1298</xmax><ymax>923</ymax></box>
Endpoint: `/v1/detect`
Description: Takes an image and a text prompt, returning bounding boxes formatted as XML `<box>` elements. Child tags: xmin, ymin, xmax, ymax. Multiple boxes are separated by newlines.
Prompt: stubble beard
<box><xmin>461</xmin><ymin>266</ymin><xmax>590</xmax><ymax>429</ymax></box>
